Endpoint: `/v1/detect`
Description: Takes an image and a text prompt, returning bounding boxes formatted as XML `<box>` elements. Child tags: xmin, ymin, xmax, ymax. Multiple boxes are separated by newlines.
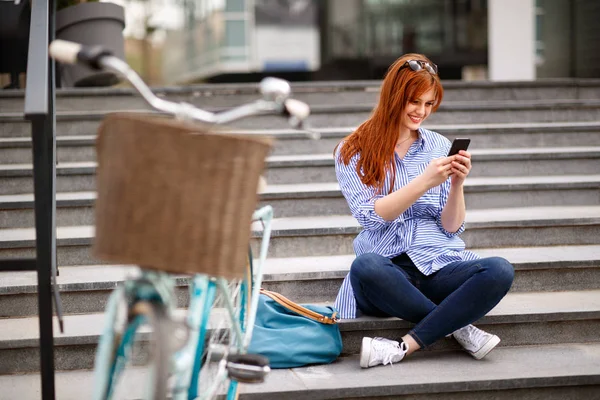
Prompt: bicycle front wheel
<box><xmin>93</xmin><ymin>288</ymin><xmax>172</xmax><ymax>400</ymax></box>
<box><xmin>194</xmin><ymin>267</ymin><xmax>252</xmax><ymax>400</ymax></box>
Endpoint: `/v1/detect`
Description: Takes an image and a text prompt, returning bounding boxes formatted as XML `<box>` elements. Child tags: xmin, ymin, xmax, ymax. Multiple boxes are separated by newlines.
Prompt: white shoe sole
<box><xmin>359</xmin><ymin>337</ymin><xmax>372</xmax><ymax>368</ymax></box>
<box><xmin>470</xmin><ymin>334</ymin><xmax>501</xmax><ymax>360</ymax></box>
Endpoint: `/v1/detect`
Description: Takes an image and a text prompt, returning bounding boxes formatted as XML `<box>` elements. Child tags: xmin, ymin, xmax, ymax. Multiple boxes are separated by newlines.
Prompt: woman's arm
<box><xmin>376</xmin><ymin>157</ymin><xmax>454</xmax><ymax>221</ymax></box>
<box><xmin>440</xmin><ymin>184</ymin><xmax>465</xmax><ymax>233</ymax></box>
<box><xmin>374</xmin><ymin>175</ymin><xmax>430</xmax><ymax>221</ymax></box>
<box><xmin>336</xmin><ymin>154</ymin><xmax>396</xmax><ymax>231</ymax></box>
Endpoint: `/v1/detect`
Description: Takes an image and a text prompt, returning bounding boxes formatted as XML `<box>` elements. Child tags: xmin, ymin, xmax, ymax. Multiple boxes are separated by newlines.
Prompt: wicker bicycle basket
<box><xmin>93</xmin><ymin>113</ymin><xmax>273</xmax><ymax>280</ymax></box>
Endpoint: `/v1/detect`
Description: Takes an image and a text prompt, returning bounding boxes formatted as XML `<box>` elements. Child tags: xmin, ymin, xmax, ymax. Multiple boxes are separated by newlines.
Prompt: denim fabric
<box><xmin>349</xmin><ymin>252</ymin><xmax>514</xmax><ymax>347</ymax></box>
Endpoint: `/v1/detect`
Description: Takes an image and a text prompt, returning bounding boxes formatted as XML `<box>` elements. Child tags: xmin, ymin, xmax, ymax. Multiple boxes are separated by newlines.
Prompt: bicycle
<box><xmin>49</xmin><ymin>39</ymin><xmax>316</xmax><ymax>400</ymax></box>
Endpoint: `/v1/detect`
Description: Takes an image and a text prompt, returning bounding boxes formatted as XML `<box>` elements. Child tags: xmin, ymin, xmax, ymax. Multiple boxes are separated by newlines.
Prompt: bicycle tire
<box><xmin>93</xmin><ymin>288</ymin><xmax>171</xmax><ymax>400</ymax></box>
<box><xmin>194</xmin><ymin>261</ymin><xmax>252</xmax><ymax>400</ymax></box>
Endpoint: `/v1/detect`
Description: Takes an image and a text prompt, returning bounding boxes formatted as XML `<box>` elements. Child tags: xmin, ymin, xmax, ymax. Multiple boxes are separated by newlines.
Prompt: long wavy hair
<box><xmin>336</xmin><ymin>53</ymin><xmax>444</xmax><ymax>193</ymax></box>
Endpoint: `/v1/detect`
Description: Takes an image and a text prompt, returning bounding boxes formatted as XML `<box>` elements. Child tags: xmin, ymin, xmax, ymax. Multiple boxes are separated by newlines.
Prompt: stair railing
<box><xmin>0</xmin><ymin>0</ymin><xmax>63</xmax><ymax>398</ymax></box>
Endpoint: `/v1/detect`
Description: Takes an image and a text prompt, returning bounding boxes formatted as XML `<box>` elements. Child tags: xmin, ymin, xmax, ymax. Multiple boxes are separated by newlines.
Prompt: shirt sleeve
<box><xmin>335</xmin><ymin>152</ymin><xmax>404</xmax><ymax>231</ymax></box>
<box><xmin>435</xmin><ymin>178</ymin><xmax>465</xmax><ymax>237</ymax></box>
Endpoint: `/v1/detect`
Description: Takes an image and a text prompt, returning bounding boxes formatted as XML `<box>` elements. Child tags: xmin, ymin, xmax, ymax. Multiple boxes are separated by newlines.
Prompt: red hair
<box><xmin>336</xmin><ymin>53</ymin><xmax>444</xmax><ymax>193</ymax></box>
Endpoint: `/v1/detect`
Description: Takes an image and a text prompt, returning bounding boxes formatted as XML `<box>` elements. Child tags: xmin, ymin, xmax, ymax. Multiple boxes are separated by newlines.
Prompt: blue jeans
<box><xmin>349</xmin><ymin>253</ymin><xmax>514</xmax><ymax>348</ymax></box>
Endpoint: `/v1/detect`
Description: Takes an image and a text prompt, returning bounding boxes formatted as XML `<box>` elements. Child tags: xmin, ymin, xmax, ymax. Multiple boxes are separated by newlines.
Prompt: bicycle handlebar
<box><xmin>49</xmin><ymin>39</ymin><xmax>318</xmax><ymax>138</ymax></box>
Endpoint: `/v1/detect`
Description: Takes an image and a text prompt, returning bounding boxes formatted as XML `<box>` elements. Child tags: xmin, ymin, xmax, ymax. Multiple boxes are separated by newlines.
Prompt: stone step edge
<box><xmin>2</xmin><ymin>175</ymin><xmax>600</xmax><ymax>209</ymax></box>
<box><xmin>1</xmin><ymin>342</ymin><xmax>598</xmax><ymax>400</ymax></box>
<box><xmin>4</xmin><ymin>121</ymin><xmax>600</xmax><ymax>143</ymax></box>
<box><xmin>4</xmin><ymin>77</ymin><xmax>600</xmax><ymax>94</ymax></box>
<box><xmin>237</xmin><ymin>342</ymin><xmax>600</xmax><ymax>399</ymax></box>
<box><xmin>0</xmin><ymin>290</ymin><xmax>599</xmax><ymax>350</ymax></box>
<box><xmin>4</xmin><ymin>99</ymin><xmax>600</xmax><ymax>120</ymax></box>
<box><xmin>3</xmin><ymin>205</ymin><xmax>600</xmax><ymax>248</ymax></box>
<box><xmin>4</xmin><ymin>147</ymin><xmax>600</xmax><ymax>170</ymax></box>
<box><xmin>1</xmin><ymin>244</ymin><xmax>600</xmax><ymax>295</ymax></box>
<box><xmin>1</xmin><ymin>342</ymin><xmax>599</xmax><ymax>400</ymax></box>
<box><xmin>3</xmin><ymin>77</ymin><xmax>599</xmax><ymax>96</ymax></box>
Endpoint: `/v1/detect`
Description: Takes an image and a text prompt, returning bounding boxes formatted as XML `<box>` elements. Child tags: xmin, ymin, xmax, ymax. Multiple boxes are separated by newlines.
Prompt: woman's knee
<box><xmin>350</xmin><ymin>253</ymin><xmax>390</xmax><ymax>283</ymax></box>
<box><xmin>483</xmin><ymin>257</ymin><xmax>515</xmax><ymax>289</ymax></box>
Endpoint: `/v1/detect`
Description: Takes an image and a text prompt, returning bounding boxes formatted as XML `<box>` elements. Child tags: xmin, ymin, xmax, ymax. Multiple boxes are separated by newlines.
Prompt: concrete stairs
<box><xmin>0</xmin><ymin>80</ymin><xmax>599</xmax><ymax>399</ymax></box>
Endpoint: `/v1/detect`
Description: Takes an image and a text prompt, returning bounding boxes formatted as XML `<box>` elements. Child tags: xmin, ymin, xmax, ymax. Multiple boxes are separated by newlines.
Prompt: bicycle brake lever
<box><xmin>284</xmin><ymin>98</ymin><xmax>309</xmax><ymax>119</ymax></box>
<box><xmin>283</xmin><ymin>99</ymin><xmax>320</xmax><ymax>139</ymax></box>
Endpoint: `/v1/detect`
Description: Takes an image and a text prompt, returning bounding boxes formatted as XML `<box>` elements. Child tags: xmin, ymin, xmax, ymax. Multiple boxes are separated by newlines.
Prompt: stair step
<box><xmin>3</xmin><ymin>100</ymin><xmax>600</xmax><ymax>136</ymax></box>
<box><xmin>2</xmin><ymin>79</ymin><xmax>600</xmax><ymax>112</ymax></box>
<box><xmin>340</xmin><ymin>290</ymin><xmax>600</xmax><ymax>354</ymax></box>
<box><xmin>1</xmin><ymin>206</ymin><xmax>600</xmax><ymax>263</ymax></box>
<box><xmin>2</xmin><ymin>147</ymin><xmax>600</xmax><ymax>194</ymax></box>
<box><xmin>266</xmin><ymin>149</ymin><xmax>600</xmax><ymax>182</ymax></box>
<box><xmin>2</xmin><ymin>175</ymin><xmax>600</xmax><ymax>227</ymax></box>
<box><xmin>4</xmin><ymin>121</ymin><xmax>600</xmax><ymax>158</ymax></box>
<box><xmin>257</xmin><ymin>206</ymin><xmax>600</xmax><ymax>255</ymax></box>
<box><xmin>266</xmin><ymin>175</ymin><xmax>600</xmax><ymax>214</ymax></box>
<box><xmin>1</xmin><ymin>244</ymin><xmax>599</xmax><ymax>317</ymax></box>
<box><xmin>241</xmin><ymin>342</ymin><xmax>600</xmax><ymax>399</ymax></box>
<box><xmin>4</xmin><ymin>121</ymin><xmax>600</xmax><ymax>160</ymax></box>
<box><xmin>0</xmin><ymin>290</ymin><xmax>598</xmax><ymax>374</ymax></box>
<box><xmin>1</xmin><ymin>342</ymin><xmax>599</xmax><ymax>399</ymax></box>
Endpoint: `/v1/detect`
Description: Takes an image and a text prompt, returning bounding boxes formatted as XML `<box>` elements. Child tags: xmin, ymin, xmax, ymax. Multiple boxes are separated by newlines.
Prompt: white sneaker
<box><xmin>452</xmin><ymin>325</ymin><xmax>500</xmax><ymax>360</ymax></box>
<box><xmin>359</xmin><ymin>337</ymin><xmax>408</xmax><ymax>368</ymax></box>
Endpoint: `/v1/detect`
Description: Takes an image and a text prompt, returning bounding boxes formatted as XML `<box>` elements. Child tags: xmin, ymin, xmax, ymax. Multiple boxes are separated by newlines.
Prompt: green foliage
<box><xmin>57</xmin><ymin>0</ymin><xmax>100</xmax><ymax>10</ymax></box>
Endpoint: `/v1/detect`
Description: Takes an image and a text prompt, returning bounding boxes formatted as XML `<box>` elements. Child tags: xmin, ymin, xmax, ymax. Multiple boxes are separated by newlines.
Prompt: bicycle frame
<box><xmin>93</xmin><ymin>271</ymin><xmax>177</xmax><ymax>399</ymax></box>
<box><xmin>94</xmin><ymin>205</ymin><xmax>273</xmax><ymax>400</ymax></box>
<box><xmin>181</xmin><ymin>205</ymin><xmax>273</xmax><ymax>400</ymax></box>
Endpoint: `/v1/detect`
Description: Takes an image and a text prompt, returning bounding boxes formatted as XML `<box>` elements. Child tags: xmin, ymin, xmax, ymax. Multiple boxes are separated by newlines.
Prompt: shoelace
<box><xmin>372</xmin><ymin>338</ymin><xmax>404</xmax><ymax>366</ymax></box>
<box><xmin>457</xmin><ymin>326</ymin><xmax>485</xmax><ymax>347</ymax></box>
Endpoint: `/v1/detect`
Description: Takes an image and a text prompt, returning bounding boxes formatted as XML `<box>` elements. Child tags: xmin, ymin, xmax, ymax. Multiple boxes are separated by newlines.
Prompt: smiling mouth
<box><xmin>409</xmin><ymin>115</ymin><xmax>422</xmax><ymax>123</ymax></box>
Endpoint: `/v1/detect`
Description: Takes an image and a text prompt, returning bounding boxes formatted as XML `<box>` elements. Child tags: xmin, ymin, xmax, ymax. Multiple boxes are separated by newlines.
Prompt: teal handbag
<box><xmin>248</xmin><ymin>289</ymin><xmax>343</xmax><ymax>368</ymax></box>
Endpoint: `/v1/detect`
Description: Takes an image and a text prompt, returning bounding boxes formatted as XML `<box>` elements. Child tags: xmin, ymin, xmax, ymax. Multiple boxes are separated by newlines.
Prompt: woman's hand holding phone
<box><xmin>447</xmin><ymin>138</ymin><xmax>472</xmax><ymax>186</ymax></box>
<box><xmin>418</xmin><ymin>138</ymin><xmax>473</xmax><ymax>189</ymax></box>
<box><xmin>421</xmin><ymin>157</ymin><xmax>454</xmax><ymax>188</ymax></box>
<box><xmin>449</xmin><ymin>151</ymin><xmax>472</xmax><ymax>186</ymax></box>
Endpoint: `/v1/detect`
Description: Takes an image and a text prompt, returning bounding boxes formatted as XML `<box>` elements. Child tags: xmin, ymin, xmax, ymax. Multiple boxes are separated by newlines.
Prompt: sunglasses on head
<box><xmin>399</xmin><ymin>60</ymin><xmax>438</xmax><ymax>75</ymax></box>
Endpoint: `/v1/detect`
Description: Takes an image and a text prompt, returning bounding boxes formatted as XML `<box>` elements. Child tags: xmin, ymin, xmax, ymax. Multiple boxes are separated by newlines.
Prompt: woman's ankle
<box><xmin>402</xmin><ymin>334</ymin><xmax>421</xmax><ymax>356</ymax></box>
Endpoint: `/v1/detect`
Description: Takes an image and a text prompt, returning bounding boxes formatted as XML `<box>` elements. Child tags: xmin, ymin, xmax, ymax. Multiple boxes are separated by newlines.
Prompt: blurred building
<box><xmin>161</xmin><ymin>0</ymin><xmax>600</xmax><ymax>83</ymax></box>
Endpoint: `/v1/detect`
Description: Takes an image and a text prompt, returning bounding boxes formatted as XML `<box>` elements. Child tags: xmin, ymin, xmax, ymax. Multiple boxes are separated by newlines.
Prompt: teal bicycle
<box><xmin>49</xmin><ymin>40</ymin><xmax>315</xmax><ymax>400</ymax></box>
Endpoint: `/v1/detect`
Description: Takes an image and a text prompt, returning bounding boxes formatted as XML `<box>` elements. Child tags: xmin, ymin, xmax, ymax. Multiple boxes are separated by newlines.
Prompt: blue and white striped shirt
<box><xmin>333</xmin><ymin>128</ymin><xmax>480</xmax><ymax>319</ymax></box>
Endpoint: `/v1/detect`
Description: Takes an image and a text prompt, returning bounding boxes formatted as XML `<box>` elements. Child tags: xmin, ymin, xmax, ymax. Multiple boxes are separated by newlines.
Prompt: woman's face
<box><xmin>400</xmin><ymin>87</ymin><xmax>436</xmax><ymax>133</ymax></box>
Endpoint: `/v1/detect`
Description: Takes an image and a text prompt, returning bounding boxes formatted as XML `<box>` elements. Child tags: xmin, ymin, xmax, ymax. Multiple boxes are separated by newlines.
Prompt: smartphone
<box><xmin>447</xmin><ymin>138</ymin><xmax>471</xmax><ymax>157</ymax></box>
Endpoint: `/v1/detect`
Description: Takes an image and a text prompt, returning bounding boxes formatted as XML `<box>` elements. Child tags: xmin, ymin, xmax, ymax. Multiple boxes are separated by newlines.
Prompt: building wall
<box><xmin>488</xmin><ymin>0</ymin><xmax>536</xmax><ymax>81</ymax></box>
<box><xmin>157</xmin><ymin>0</ymin><xmax>600</xmax><ymax>82</ymax></box>
<box><xmin>574</xmin><ymin>0</ymin><xmax>600</xmax><ymax>78</ymax></box>
<box><xmin>536</xmin><ymin>0</ymin><xmax>571</xmax><ymax>78</ymax></box>
<box><xmin>326</xmin><ymin>0</ymin><xmax>362</xmax><ymax>59</ymax></box>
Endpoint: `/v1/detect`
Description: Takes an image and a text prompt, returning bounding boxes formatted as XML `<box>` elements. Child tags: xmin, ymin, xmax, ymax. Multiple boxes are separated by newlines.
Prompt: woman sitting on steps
<box><xmin>333</xmin><ymin>53</ymin><xmax>515</xmax><ymax>368</ymax></box>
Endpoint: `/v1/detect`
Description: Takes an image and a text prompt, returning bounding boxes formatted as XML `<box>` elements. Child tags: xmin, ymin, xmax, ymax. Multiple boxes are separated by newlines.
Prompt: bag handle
<box><xmin>260</xmin><ymin>289</ymin><xmax>338</xmax><ymax>324</ymax></box>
